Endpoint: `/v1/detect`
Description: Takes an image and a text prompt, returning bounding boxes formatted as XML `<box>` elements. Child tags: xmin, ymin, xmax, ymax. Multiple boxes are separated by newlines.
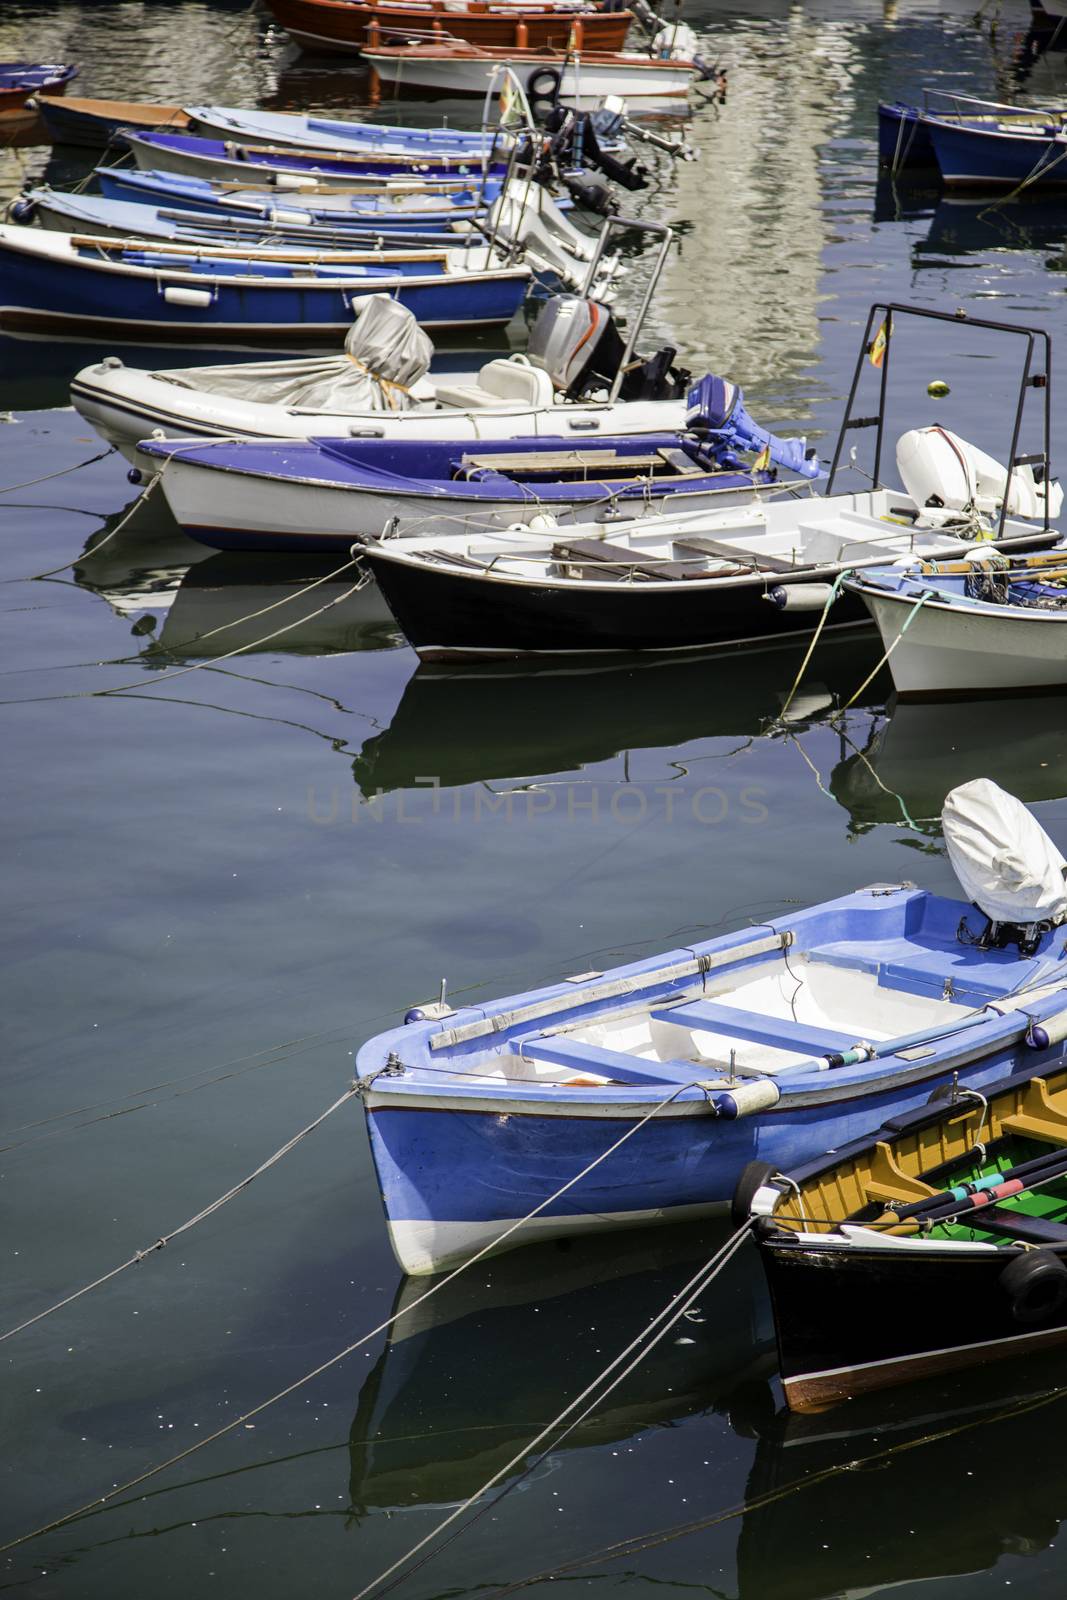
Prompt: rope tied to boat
<box><xmin>0</xmin><ymin>1078</ymin><xmax>724</xmax><ymax>1560</ymax></box>
<box><xmin>775</xmin><ymin>567</ymin><xmax>853</xmax><ymax>722</ymax></box>
<box><xmin>344</xmin><ymin>351</ymin><xmax>415</xmax><ymax>410</ymax></box>
<box><xmin>832</xmin><ymin>585</ymin><xmax>932</xmax><ymax>716</ymax></box>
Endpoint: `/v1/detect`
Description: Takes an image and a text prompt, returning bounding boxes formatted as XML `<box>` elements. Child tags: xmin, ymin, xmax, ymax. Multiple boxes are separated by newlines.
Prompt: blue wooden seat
<box><xmin>650</xmin><ymin>999</ymin><xmax>858</xmax><ymax>1058</ymax></box>
<box><xmin>516</xmin><ymin>1035</ymin><xmax>703</xmax><ymax>1088</ymax></box>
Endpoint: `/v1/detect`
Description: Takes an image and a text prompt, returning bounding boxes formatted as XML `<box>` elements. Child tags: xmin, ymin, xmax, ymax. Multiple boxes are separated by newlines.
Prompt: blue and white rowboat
<box><xmin>357</xmin><ymin>861</ymin><xmax>1067</xmax><ymax>1274</ymax></box>
<box><xmin>12</xmin><ymin>188</ymin><xmax>478</xmax><ymax>254</ymax></box>
<box><xmin>123</xmin><ymin>129</ymin><xmax>507</xmax><ymax>188</ymax></box>
<box><xmin>95</xmin><ymin>166</ymin><xmax>514</xmax><ymax>228</ymax></box>
<box><xmin>0</xmin><ymin>223</ymin><xmax>531</xmax><ymax>340</ymax></box>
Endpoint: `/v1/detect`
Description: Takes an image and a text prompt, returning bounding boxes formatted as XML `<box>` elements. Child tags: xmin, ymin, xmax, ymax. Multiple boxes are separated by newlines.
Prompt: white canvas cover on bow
<box><xmin>943</xmin><ymin>778</ymin><xmax>1067</xmax><ymax>927</ymax></box>
<box><xmin>157</xmin><ymin>295</ymin><xmax>434</xmax><ymax>412</ymax></box>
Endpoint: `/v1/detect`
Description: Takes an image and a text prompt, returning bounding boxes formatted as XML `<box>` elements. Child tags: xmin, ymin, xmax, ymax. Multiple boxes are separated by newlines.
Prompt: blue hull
<box><xmin>356</xmin><ymin>887</ymin><xmax>1067</xmax><ymax>1273</ymax></box>
<box><xmin>928</xmin><ymin>117</ymin><xmax>1067</xmax><ymax>188</ymax></box>
<box><xmin>0</xmin><ymin>242</ymin><xmax>528</xmax><ymax>340</ymax></box>
<box><xmin>877</xmin><ymin>102</ymin><xmax>935</xmax><ymax>167</ymax></box>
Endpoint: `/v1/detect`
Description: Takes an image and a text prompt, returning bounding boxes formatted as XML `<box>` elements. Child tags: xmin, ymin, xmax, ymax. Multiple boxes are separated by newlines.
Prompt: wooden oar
<box><xmin>880</xmin><ymin>1142</ymin><xmax>1067</xmax><ymax>1233</ymax></box>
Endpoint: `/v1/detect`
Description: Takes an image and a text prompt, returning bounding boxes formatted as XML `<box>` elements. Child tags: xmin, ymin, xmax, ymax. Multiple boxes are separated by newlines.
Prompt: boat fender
<box><xmin>999</xmin><ymin>1249</ymin><xmax>1067</xmax><ymax>1326</ymax></box>
<box><xmin>127</xmin><ymin>467</ymin><xmax>143</xmax><ymax>486</ymax></box>
<box><xmin>1026</xmin><ymin>1006</ymin><xmax>1067</xmax><ymax>1051</ymax></box>
<box><xmin>7</xmin><ymin>197</ymin><xmax>35</xmax><ymax>224</ymax></box>
<box><xmin>404</xmin><ymin>1002</ymin><xmax>454</xmax><ymax>1024</ymax></box>
<box><xmin>528</xmin><ymin>68</ymin><xmax>562</xmax><ymax>105</ymax></box>
<box><xmin>730</xmin><ymin>1159</ymin><xmax>779</xmax><ymax>1227</ymax></box>
<box><xmin>162</xmin><ymin>285</ymin><xmax>213</xmax><ymax>308</ymax></box>
<box><xmin>766</xmin><ymin>583</ymin><xmax>837</xmax><ymax>612</ymax></box>
<box><xmin>711</xmin><ymin>1079</ymin><xmax>780</xmax><ymax>1121</ymax></box>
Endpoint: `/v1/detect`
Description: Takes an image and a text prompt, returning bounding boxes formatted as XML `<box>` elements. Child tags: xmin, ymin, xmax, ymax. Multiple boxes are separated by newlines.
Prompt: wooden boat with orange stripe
<box><xmin>264</xmin><ymin>0</ymin><xmax>633</xmax><ymax>55</ymax></box>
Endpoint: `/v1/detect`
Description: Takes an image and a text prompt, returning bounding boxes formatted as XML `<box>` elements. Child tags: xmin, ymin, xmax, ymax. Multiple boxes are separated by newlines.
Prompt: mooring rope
<box><xmin>1</xmin><ymin>459</ymin><xmax>166</xmax><ymax>586</ymax></box>
<box><xmin>0</xmin><ymin>1079</ymin><xmax>709</xmax><ymax>1557</ymax></box>
<box><xmin>0</xmin><ymin>562</ymin><xmax>369</xmax><ymax>706</ymax></box>
<box><xmin>0</xmin><ymin>1084</ymin><xmax>360</xmax><ymax>1345</ymax></box>
<box><xmin>0</xmin><ymin>443</ymin><xmax>116</xmax><ymax>499</ymax></box>
<box><xmin>485</xmin><ymin>1378</ymin><xmax>1067</xmax><ymax>1596</ymax></box>
<box><xmin>832</xmin><ymin>587</ymin><xmax>931</xmax><ymax>716</ymax></box>
<box><xmin>351</xmin><ymin>1222</ymin><xmax>754</xmax><ymax>1600</ymax></box>
<box><xmin>775</xmin><ymin>568</ymin><xmax>852</xmax><ymax>722</ymax></box>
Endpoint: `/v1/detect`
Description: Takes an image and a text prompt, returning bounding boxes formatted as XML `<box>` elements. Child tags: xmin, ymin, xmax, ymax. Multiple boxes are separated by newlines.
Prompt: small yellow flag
<box><xmin>869</xmin><ymin>317</ymin><xmax>889</xmax><ymax>369</ymax></box>
<box><xmin>753</xmin><ymin>443</ymin><xmax>772</xmax><ymax>472</ymax></box>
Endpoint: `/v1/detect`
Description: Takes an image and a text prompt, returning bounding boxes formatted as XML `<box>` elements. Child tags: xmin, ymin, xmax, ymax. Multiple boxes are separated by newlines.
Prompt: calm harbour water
<box><xmin>4</xmin><ymin>2</ymin><xmax>1067</xmax><ymax>1596</ymax></box>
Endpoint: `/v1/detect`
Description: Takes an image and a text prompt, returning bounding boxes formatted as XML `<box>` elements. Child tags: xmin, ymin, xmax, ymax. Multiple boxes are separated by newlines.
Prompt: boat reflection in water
<box><xmin>352</xmin><ymin>635</ymin><xmax>888</xmax><ymax>797</ymax></box>
<box><xmin>159</xmin><ymin>554</ymin><xmax>396</xmax><ymax>659</ymax></box>
<box><xmin>73</xmin><ymin>498</ymin><xmax>213</xmax><ymax>627</ymax></box>
<box><xmin>916</xmin><ymin>193</ymin><xmax>1067</xmax><ymax>263</ymax></box>
<box><xmin>348</xmin><ymin>1219</ymin><xmax>774</xmax><ymax>1517</ymax></box>
<box><xmin>737</xmin><ymin>1354</ymin><xmax>1067</xmax><ymax>1600</ymax></box>
<box><xmin>831</xmin><ymin>691</ymin><xmax>1067</xmax><ymax>836</ymax></box>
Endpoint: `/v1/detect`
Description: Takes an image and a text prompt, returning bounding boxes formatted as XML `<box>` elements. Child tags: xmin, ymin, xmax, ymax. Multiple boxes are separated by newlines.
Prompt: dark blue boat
<box><xmin>927</xmin><ymin>113</ymin><xmax>1067</xmax><ymax>188</ymax></box>
<box><xmin>877</xmin><ymin>93</ymin><xmax>1067</xmax><ymax>175</ymax></box>
<box><xmin>0</xmin><ymin>222</ymin><xmax>531</xmax><ymax>341</ymax></box>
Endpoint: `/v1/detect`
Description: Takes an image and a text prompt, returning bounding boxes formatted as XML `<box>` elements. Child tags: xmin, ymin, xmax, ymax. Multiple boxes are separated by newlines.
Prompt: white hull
<box><xmin>155</xmin><ymin>452</ymin><xmax>781</xmax><ymax>549</ymax></box>
<box><xmin>861</xmin><ymin>586</ymin><xmax>1067</xmax><ymax>696</ymax></box>
<box><xmin>364</xmin><ymin>49</ymin><xmax>695</xmax><ymax>103</ymax></box>
<box><xmin>387</xmin><ymin>1198</ymin><xmax>725</xmax><ymax>1276</ymax></box>
<box><xmin>71</xmin><ymin>359</ymin><xmax>689</xmax><ymax>461</ymax></box>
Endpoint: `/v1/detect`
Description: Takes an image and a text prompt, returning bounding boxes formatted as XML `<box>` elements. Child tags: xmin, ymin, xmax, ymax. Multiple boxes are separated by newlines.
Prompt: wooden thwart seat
<box><xmin>550</xmin><ymin>538</ymin><xmax>711</xmax><ymax>581</ymax></box>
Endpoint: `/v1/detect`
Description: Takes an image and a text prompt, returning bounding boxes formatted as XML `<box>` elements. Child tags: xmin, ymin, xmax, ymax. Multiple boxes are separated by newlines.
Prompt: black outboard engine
<box><xmin>542</xmin><ymin>105</ymin><xmax>650</xmax><ymax>194</ymax></box>
<box><xmin>526</xmin><ymin>294</ymin><xmax>690</xmax><ymax>401</ymax></box>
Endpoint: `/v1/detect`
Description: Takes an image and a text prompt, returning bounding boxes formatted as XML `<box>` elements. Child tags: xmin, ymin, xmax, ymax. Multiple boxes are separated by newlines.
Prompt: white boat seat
<box><xmin>651</xmin><ymin>999</ymin><xmax>858</xmax><ymax>1058</ymax></box>
<box><xmin>516</xmin><ymin>1035</ymin><xmax>704</xmax><ymax>1088</ymax></box>
<box><xmin>434</xmin><ymin>358</ymin><xmax>555</xmax><ymax>411</ymax></box>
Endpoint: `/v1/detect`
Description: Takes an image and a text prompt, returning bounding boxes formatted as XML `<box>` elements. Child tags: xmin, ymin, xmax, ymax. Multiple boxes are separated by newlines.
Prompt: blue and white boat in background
<box><xmin>0</xmin><ymin>222</ymin><xmax>531</xmax><ymax>340</ymax></box>
<box><xmin>877</xmin><ymin>91</ymin><xmax>1067</xmax><ymax>172</ymax></box>
<box><xmin>182</xmin><ymin>102</ymin><xmax>529</xmax><ymax>158</ymax></box>
<box><xmin>121</xmin><ymin>128</ymin><xmax>507</xmax><ymax>188</ymax></box>
<box><xmin>95</xmin><ymin>165</ymin><xmax>525</xmax><ymax>230</ymax></box>
<box><xmin>356</xmin><ymin>781</ymin><xmax>1067</xmax><ymax>1274</ymax></box>
<box><xmin>11</xmin><ymin>188</ymin><xmax>481</xmax><ymax>254</ymax></box>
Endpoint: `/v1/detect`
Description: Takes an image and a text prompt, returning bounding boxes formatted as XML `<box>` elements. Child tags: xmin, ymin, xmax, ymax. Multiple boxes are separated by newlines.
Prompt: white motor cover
<box><xmin>158</xmin><ymin>295</ymin><xmax>433</xmax><ymax>412</ymax></box>
<box><xmin>943</xmin><ymin>778</ymin><xmax>1067</xmax><ymax>927</ymax></box>
<box><xmin>897</xmin><ymin>427</ymin><xmax>1064</xmax><ymax>522</ymax></box>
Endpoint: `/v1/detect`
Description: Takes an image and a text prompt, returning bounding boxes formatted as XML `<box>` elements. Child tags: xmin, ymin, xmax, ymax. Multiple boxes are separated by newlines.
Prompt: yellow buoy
<box><xmin>927</xmin><ymin>379</ymin><xmax>950</xmax><ymax>398</ymax></box>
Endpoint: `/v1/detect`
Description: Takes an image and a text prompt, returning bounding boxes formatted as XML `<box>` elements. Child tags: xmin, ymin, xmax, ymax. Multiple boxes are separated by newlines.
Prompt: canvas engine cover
<box><xmin>943</xmin><ymin>778</ymin><xmax>1067</xmax><ymax>927</ymax></box>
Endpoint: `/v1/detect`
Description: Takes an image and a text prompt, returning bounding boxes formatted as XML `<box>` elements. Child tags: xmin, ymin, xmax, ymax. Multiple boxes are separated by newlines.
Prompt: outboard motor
<box><xmin>526</xmin><ymin>293</ymin><xmax>689</xmax><ymax>401</ymax></box>
<box><xmin>897</xmin><ymin>426</ymin><xmax>1064</xmax><ymax>522</ymax></box>
<box><xmin>543</xmin><ymin>105</ymin><xmax>649</xmax><ymax>193</ymax></box>
<box><xmin>686</xmin><ymin>374</ymin><xmax>822</xmax><ymax>479</ymax></box>
<box><xmin>944</xmin><ymin>778</ymin><xmax>1067</xmax><ymax>958</ymax></box>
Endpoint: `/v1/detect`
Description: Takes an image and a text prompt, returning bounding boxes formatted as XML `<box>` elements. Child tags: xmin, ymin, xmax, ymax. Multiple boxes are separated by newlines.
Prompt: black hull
<box><xmin>360</xmin><ymin>553</ymin><xmax>873</xmax><ymax>659</ymax></box>
<box><xmin>761</xmin><ymin>1234</ymin><xmax>1067</xmax><ymax>1410</ymax></box>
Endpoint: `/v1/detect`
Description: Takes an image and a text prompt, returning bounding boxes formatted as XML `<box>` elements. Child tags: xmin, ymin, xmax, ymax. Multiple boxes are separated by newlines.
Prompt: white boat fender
<box><xmin>709</xmin><ymin>1079</ymin><xmax>780</xmax><ymax>1118</ymax></box>
<box><xmin>766</xmin><ymin>582</ymin><xmax>837</xmax><ymax>612</ymax></box>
